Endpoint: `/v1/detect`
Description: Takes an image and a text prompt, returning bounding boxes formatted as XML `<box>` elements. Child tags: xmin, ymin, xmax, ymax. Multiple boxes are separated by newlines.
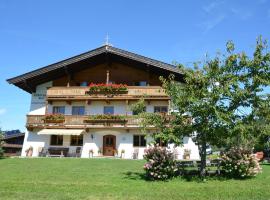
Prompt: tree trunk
<box><xmin>199</xmin><ymin>140</ymin><xmax>207</xmax><ymax>178</ymax></box>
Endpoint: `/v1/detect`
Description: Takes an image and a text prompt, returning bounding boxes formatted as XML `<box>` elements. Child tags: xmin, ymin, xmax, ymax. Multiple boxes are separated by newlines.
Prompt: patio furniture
<box><xmin>173</xmin><ymin>148</ymin><xmax>181</xmax><ymax>160</ymax></box>
<box><xmin>75</xmin><ymin>147</ymin><xmax>82</xmax><ymax>158</ymax></box>
<box><xmin>132</xmin><ymin>148</ymin><xmax>139</xmax><ymax>159</ymax></box>
<box><xmin>48</xmin><ymin>147</ymin><xmax>69</xmax><ymax>157</ymax></box>
<box><xmin>38</xmin><ymin>147</ymin><xmax>47</xmax><ymax>157</ymax></box>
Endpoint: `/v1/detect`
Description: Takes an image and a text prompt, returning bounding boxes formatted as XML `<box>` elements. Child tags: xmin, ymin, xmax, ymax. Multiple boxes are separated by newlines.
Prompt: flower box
<box><xmin>43</xmin><ymin>114</ymin><xmax>65</xmax><ymax>123</ymax></box>
<box><xmin>86</xmin><ymin>83</ymin><xmax>128</xmax><ymax>95</ymax></box>
<box><xmin>44</xmin><ymin>119</ymin><xmax>65</xmax><ymax>123</ymax></box>
<box><xmin>84</xmin><ymin>114</ymin><xmax>127</xmax><ymax>125</ymax></box>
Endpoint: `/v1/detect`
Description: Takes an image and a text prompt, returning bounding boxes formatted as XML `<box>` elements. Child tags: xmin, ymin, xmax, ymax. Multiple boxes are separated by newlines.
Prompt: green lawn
<box><xmin>0</xmin><ymin>158</ymin><xmax>269</xmax><ymax>200</ymax></box>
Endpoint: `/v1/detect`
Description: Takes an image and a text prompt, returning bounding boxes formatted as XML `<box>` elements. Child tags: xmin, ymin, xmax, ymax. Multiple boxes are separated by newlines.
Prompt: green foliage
<box><xmin>0</xmin><ymin>129</ymin><xmax>4</xmax><ymax>158</ymax></box>
<box><xmin>129</xmin><ymin>98</ymin><xmax>146</xmax><ymax>115</ymax></box>
<box><xmin>159</xmin><ymin>36</ymin><xmax>270</xmax><ymax>177</ymax></box>
<box><xmin>139</xmin><ymin>112</ymin><xmax>182</xmax><ymax>146</ymax></box>
<box><xmin>221</xmin><ymin>147</ymin><xmax>262</xmax><ymax>178</ymax></box>
<box><xmin>43</xmin><ymin>114</ymin><xmax>65</xmax><ymax>122</ymax></box>
<box><xmin>88</xmin><ymin>114</ymin><xmax>126</xmax><ymax>120</ymax></box>
<box><xmin>143</xmin><ymin>146</ymin><xmax>178</xmax><ymax>180</ymax></box>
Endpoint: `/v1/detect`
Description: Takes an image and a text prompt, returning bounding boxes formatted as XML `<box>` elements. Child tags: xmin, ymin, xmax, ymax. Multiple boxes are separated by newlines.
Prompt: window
<box><xmin>70</xmin><ymin>135</ymin><xmax>83</xmax><ymax>146</ymax></box>
<box><xmin>134</xmin><ymin>81</ymin><xmax>148</xmax><ymax>86</ymax></box>
<box><xmin>50</xmin><ymin>135</ymin><xmax>63</xmax><ymax>146</ymax></box>
<box><xmin>80</xmin><ymin>81</ymin><xmax>88</xmax><ymax>86</ymax></box>
<box><xmin>52</xmin><ymin>106</ymin><xmax>65</xmax><ymax>114</ymax></box>
<box><xmin>155</xmin><ymin>138</ymin><xmax>167</xmax><ymax>147</ymax></box>
<box><xmin>72</xmin><ymin>106</ymin><xmax>85</xmax><ymax>115</ymax></box>
<box><xmin>154</xmin><ymin>106</ymin><xmax>168</xmax><ymax>113</ymax></box>
<box><xmin>104</xmin><ymin>106</ymin><xmax>114</xmax><ymax>114</ymax></box>
<box><xmin>133</xmin><ymin>135</ymin><xmax>146</xmax><ymax>147</ymax></box>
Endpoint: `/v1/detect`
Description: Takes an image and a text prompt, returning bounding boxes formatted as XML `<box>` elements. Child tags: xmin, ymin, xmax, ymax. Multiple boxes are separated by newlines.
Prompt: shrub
<box><xmin>143</xmin><ymin>146</ymin><xmax>178</xmax><ymax>180</ymax></box>
<box><xmin>88</xmin><ymin>114</ymin><xmax>126</xmax><ymax>120</ymax></box>
<box><xmin>221</xmin><ymin>147</ymin><xmax>262</xmax><ymax>178</ymax></box>
<box><xmin>0</xmin><ymin>147</ymin><xmax>4</xmax><ymax>158</ymax></box>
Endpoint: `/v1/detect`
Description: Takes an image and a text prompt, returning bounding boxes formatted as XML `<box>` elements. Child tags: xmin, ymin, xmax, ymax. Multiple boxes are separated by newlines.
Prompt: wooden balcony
<box><xmin>26</xmin><ymin>115</ymin><xmax>142</xmax><ymax>130</ymax></box>
<box><xmin>26</xmin><ymin>114</ymin><xmax>173</xmax><ymax>130</ymax></box>
<box><xmin>46</xmin><ymin>86</ymin><xmax>169</xmax><ymax>101</ymax></box>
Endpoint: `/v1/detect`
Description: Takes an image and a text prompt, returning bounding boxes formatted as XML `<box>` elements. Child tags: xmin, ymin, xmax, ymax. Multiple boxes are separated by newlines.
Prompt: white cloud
<box><xmin>200</xmin><ymin>15</ymin><xmax>226</xmax><ymax>33</ymax></box>
<box><xmin>230</xmin><ymin>8</ymin><xmax>253</xmax><ymax>20</ymax></box>
<box><xmin>0</xmin><ymin>108</ymin><xmax>6</xmax><ymax>115</ymax></box>
<box><xmin>203</xmin><ymin>0</ymin><xmax>224</xmax><ymax>13</ymax></box>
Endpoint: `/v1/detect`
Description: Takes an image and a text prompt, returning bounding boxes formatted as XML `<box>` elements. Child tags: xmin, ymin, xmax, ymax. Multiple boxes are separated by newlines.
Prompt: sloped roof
<box><xmin>7</xmin><ymin>45</ymin><xmax>183</xmax><ymax>93</ymax></box>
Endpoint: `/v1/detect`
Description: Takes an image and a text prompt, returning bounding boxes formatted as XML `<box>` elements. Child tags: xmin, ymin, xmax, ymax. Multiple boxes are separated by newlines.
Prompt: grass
<box><xmin>0</xmin><ymin>158</ymin><xmax>269</xmax><ymax>200</ymax></box>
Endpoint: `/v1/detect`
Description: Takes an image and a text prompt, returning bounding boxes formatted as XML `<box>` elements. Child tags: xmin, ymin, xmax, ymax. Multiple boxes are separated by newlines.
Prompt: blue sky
<box><xmin>0</xmin><ymin>0</ymin><xmax>270</xmax><ymax>131</ymax></box>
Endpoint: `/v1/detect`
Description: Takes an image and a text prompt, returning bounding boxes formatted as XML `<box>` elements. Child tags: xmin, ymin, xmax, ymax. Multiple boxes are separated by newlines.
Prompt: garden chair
<box><xmin>75</xmin><ymin>147</ymin><xmax>82</xmax><ymax>158</ymax></box>
<box><xmin>132</xmin><ymin>148</ymin><xmax>139</xmax><ymax>159</ymax></box>
<box><xmin>173</xmin><ymin>148</ymin><xmax>180</xmax><ymax>160</ymax></box>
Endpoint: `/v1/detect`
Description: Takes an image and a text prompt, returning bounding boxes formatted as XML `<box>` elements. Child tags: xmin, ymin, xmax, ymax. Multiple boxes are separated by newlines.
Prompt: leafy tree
<box><xmin>141</xmin><ymin>37</ymin><xmax>270</xmax><ymax>178</ymax></box>
<box><xmin>129</xmin><ymin>97</ymin><xmax>146</xmax><ymax>115</ymax></box>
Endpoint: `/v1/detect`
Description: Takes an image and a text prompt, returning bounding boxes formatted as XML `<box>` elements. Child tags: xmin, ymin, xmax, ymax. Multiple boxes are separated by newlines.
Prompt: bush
<box><xmin>0</xmin><ymin>146</ymin><xmax>4</xmax><ymax>158</ymax></box>
<box><xmin>143</xmin><ymin>146</ymin><xmax>178</xmax><ymax>180</ymax></box>
<box><xmin>221</xmin><ymin>147</ymin><xmax>262</xmax><ymax>178</ymax></box>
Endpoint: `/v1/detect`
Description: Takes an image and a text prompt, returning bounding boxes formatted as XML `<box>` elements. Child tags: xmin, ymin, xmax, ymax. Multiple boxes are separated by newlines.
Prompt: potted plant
<box><xmin>114</xmin><ymin>149</ymin><xmax>118</xmax><ymax>157</ymax></box>
<box><xmin>98</xmin><ymin>148</ymin><xmax>102</xmax><ymax>156</ymax></box>
<box><xmin>26</xmin><ymin>146</ymin><xmax>33</xmax><ymax>157</ymax></box>
<box><xmin>89</xmin><ymin>149</ymin><xmax>94</xmax><ymax>158</ymax></box>
<box><xmin>84</xmin><ymin>114</ymin><xmax>127</xmax><ymax>125</ymax></box>
<box><xmin>183</xmin><ymin>149</ymin><xmax>191</xmax><ymax>160</ymax></box>
<box><xmin>120</xmin><ymin>149</ymin><xmax>125</xmax><ymax>159</ymax></box>
<box><xmin>43</xmin><ymin>114</ymin><xmax>65</xmax><ymax>123</ymax></box>
<box><xmin>87</xmin><ymin>83</ymin><xmax>128</xmax><ymax>95</ymax></box>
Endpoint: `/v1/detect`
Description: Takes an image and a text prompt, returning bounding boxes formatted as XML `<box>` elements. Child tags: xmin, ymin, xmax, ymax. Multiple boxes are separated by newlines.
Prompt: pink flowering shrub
<box><xmin>143</xmin><ymin>146</ymin><xmax>178</xmax><ymax>180</ymax></box>
<box><xmin>221</xmin><ymin>147</ymin><xmax>262</xmax><ymax>178</ymax></box>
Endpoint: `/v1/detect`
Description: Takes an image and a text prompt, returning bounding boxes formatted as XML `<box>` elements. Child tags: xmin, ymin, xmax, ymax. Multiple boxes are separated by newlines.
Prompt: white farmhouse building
<box><xmin>7</xmin><ymin>45</ymin><xmax>199</xmax><ymax>160</ymax></box>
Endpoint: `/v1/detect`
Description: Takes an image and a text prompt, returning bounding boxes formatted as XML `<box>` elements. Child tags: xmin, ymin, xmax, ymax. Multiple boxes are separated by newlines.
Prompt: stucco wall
<box><xmin>22</xmin><ymin>129</ymin><xmax>200</xmax><ymax>160</ymax></box>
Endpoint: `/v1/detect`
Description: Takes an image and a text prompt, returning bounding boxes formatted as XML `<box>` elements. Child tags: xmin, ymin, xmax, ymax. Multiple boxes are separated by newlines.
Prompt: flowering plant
<box><xmin>43</xmin><ymin>114</ymin><xmax>65</xmax><ymax>122</ymax></box>
<box><xmin>87</xmin><ymin>83</ymin><xmax>128</xmax><ymax>94</ymax></box>
<box><xmin>88</xmin><ymin>114</ymin><xmax>126</xmax><ymax>120</ymax></box>
<box><xmin>143</xmin><ymin>146</ymin><xmax>178</xmax><ymax>180</ymax></box>
<box><xmin>221</xmin><ymin>147</ymin><xmax>262</xmax><ymax>178</ymax></box>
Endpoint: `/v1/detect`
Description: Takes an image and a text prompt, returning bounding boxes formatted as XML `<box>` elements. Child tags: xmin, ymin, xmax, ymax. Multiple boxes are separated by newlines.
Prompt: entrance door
<box><xmin>103</xmin><ymin>135</ymin><xmax>116</xmax><ymax>156</ymax></box>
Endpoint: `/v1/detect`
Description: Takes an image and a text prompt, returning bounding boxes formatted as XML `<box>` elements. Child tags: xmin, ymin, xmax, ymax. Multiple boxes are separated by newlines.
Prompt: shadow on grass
<box><xmin>123</xmin><ymin>170</ymin><xmax>243</xmax><ymax>182</ymax></box>
<box><xmin>123</xmin><ymin>171</ymin><xmax>148</xmax><ymax>181</ymax></box>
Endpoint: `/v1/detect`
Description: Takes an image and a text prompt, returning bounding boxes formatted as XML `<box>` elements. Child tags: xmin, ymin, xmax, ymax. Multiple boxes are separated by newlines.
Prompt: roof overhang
<box><xmin>37</xmin><ymin>129</ymin><xmax>85</xmax><ymax>135</ymax></box>
<box><xmin>7</xmin><ymin>45</ymin><xmax>184</xmax><ymax>93</ymax></box>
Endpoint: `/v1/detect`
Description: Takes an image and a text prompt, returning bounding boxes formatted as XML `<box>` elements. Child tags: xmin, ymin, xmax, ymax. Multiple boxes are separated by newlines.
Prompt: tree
<box><xmin>142</xmin><ymin>37</ymin><xmax>270</xmax><ymax>178</ymax></box>
<box><xmin>0</xmin><ymin>129</ymin><xmax>4</xmax><ymax>158</ymax></box>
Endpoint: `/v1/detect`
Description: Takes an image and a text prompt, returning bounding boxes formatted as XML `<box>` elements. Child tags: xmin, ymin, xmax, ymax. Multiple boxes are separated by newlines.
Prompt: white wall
<box><xmin>47</xmin><ymin>100</ymin><xmax>170</xmax><ymax>115</ymax></box>
<box><xmin>22</xmin><ymin>128</ymin><xmax>200</xmax><ymax>160</ymax></box>
<box><xmin>29</xmin><ymin>81</ymin><xmax>52</xmax><ymax>115</ymax></box>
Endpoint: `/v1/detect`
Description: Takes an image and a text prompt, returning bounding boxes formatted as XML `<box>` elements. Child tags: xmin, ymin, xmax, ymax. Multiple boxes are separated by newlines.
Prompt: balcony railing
<box><xmin>26</xmin><ymin>115</ymin><xmax>142</xmax><ymax>128</ymax></box>
<box><xmin>26</xmin><ymin>114</ymin><xmax>173</xmax><ymax>129</ymax></box>
<box><xmin>46</xmin><ymin>86</ymin><xmax>169</xmax><ymax>100</ymax></box>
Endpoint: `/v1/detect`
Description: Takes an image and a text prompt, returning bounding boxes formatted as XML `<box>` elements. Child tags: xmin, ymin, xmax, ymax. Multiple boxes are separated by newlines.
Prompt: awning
<box><xmin>37</xmin><ymin>129</ymin><xmax>85</xmax><ymax>135</ymax></box>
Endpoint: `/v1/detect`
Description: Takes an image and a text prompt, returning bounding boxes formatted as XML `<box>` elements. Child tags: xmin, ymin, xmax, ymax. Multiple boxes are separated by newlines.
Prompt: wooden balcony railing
<box><xmin>46</xmin><ymin>86</ymin><xmax>169</xmax><ymax>100</ymax></box>
<box><xmin>26</xmin><ymin>115</ymin><xmax>142</xmax><ymax>128</ymax></box>
<box><xmin>26</xmin><ymin>114</ymin><xmax>173</xmax><ymax>129</ymax></box>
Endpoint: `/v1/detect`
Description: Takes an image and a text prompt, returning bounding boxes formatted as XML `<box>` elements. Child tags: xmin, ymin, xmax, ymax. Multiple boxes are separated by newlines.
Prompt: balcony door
<box><xmin>103</xmin><ymin>135</ymin><xmax>116</xmax><ymax>156</ymax></box>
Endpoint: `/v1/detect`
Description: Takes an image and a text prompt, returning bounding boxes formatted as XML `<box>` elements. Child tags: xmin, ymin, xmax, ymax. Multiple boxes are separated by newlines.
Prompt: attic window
<box><xmin>134</xmin><ymin>81</ymin><xmax>147</xmax><ymax>86</ymax></box>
